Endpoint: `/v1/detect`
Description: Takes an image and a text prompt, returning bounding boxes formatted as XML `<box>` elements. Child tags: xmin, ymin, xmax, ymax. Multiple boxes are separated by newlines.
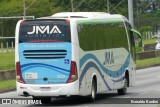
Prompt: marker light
<box><xmin>20</xmin><ymin>20</ymin><xmax>25</xmax><ymax>24</ymax></box>
<box><xmin>66</xmin><ymin>19</ymin><xmax>70</xmax><ymax>23</ymax></box>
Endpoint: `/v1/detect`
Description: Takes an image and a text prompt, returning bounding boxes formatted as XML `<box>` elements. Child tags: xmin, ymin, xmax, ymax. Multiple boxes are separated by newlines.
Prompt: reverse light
<box><xmin>16</xmin><ymin>62</ymin><xmax>25</xmax><ymax>84</ymax></box>
<box><xmin>67</xmin><ymin>61</ymin><xmax>78</xmax><ymax>83</ymax></box>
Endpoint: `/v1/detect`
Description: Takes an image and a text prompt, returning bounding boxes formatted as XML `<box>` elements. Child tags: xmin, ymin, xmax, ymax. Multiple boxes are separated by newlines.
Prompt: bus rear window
<box><xmin>19</xmin><ymin>20</ymin><xmax>71</xmax><ymax>43</ymax></box>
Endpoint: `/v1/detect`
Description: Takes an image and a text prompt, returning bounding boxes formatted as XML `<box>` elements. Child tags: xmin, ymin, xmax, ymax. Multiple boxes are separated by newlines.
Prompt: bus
<box><xmin>15</xmin><ymin>12</ymin><xmax>141</xmax><ymax>103</ymax></box>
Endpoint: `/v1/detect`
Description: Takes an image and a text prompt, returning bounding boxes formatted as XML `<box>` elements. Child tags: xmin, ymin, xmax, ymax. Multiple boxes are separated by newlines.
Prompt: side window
<box><xmin>87</xmin><ymin>24</ymin><xmax>96</xmax><ymax>50</ymax></box>
<box><xmin>78</xmin><ymin>24</ymin><xmax>97</xmax><ymax>51</ymax></box>
<box><xmin>112</xmin><ymin>23</ymin><xmax>128</xmax><ymax>50</ymax></box>
<box><xmin>95</xmin><ymin>24</ymin><xmax>105</xmax><ymax>50</ymax></box>
<box><xmin>78</xmin><ymin>24</ymin><xmax>88</xmax><ymax>51</ymax></box>
<box><xmin>78</xmin><ymin>22</ymin><xmax>129</xmax><ymax>51</ymax></box>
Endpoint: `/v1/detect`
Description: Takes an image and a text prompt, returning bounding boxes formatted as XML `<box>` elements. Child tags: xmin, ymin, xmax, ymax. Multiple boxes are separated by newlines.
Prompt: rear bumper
<box><xmin>16</xmin><ymin>81</ymin><xmax>79</xmax><ymax>97</ymax></box>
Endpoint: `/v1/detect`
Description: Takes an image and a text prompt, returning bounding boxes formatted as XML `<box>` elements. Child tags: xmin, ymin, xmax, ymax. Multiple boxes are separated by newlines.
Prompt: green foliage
<box><xmin>49</xmin><ymin>0</ymin><xmax>128</xmax><ymax>16</ymax></box>
<box><xmin>0</xmin><ymin>0</ymin><xmax>130</xmax><ymax>37</ymax></box>
<box><xmin>0</xmin><ymin>0</ymin><xmax>52</xmax><ymax>17</ymax></box>
<box><xmin>140</xmin><ymin>26</ymin><xmax>152</xmax><ymax>32</ymax></box>
<box><xmin>26</xmin><ymin>0</ymin><xmax>52</xmax><ymax>17</ymax></box>
<box><xmin>0</xmin><ymin>0</ymin><xmax>22</xmax><ymax>16</ymax></box>
<box><xmin>0</xmin><ymin>0</ymin><xmax>52</xmax><ymax>37</ymax></box>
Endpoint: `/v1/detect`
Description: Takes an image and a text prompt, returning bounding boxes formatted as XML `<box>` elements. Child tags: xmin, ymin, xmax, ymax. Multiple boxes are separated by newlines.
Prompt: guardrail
<box><xmin>136</xmin><ymin>50</ymin><xmax>160</xmax><ymax>60</ymax></box>
<box><xmin>0</xmin><ymin>42</ymin><xmax>14</xmax><ymax>53</ymax></box>
<box><xmin>0</xmin><ymin>37</ymin><xmax>15</xmax><ymax>53</ymax></box>
<box><xmin>142</xmin><ymin>31</ymin><xmax>159</xmax><ymax>39</ymax></box>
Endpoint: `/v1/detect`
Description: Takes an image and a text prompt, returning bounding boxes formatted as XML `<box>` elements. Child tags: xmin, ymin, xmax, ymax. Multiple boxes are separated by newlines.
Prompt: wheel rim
<box><xmin>92</xmin><ymin>87</ymin><xmax>95</xmax><ymax>99</ymax></box>
<box><xmin>123</xmin><ymin>78</ymin><xmax>128</xmax><ymax>93</ymax></box>
<box><xmin>124</xmin><ymin>78</ymin><xmax>128</xmax><ymax>88</ymax></box>
<box><xmin>91</xmin><ymin>83</ymin><xmax>96</xmax><ymax>99</ymax></box>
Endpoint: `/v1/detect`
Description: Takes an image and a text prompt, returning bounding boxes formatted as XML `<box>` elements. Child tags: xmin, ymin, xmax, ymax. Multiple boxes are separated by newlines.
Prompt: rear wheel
<box><xmin>89</xmin><ymin>80</ymin><xmax>96</xmax><ymax>102</ymax></box>
<box><xmin>33</xmin><ymin>97</ymin><xmax>51</xmax><ymax>104</ymax></box>
<box><xmin>117</xmin><ymin>77</ymin><xmax>128</xmax><ymax>95</ymax></box>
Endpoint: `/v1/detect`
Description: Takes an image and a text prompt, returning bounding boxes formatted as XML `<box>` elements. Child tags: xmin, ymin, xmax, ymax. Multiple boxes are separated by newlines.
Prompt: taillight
<box><xmin>16</xmin><ymin>62</ymin><xmax>25</xmax><ymax>84</ymax></box>
<box><xmin>67</xmin><ymin>61</ymin><xmax>78</xmax><ymax>83</ymax></box>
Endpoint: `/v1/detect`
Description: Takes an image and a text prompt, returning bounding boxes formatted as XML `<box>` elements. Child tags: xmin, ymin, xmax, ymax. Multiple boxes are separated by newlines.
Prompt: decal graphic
<box><xmin>64</xmin><ymin>59</ymin><xmax>69</xmax><ymax>64</ymax></box>
<box><xmin>27</xmin><ymin>25</ymin><xmax>62</xmax><ymax>34</ymax></box>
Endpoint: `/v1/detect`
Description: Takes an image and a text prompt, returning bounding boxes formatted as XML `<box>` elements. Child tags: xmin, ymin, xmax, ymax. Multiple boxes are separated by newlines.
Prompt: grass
<box><xmin>143</xmin><ymin>38</ymin><xmax>160</xmax><ymax>44</ymax></box>
<box><xmin>0</xmin><ymin>52</ymin><xmax>15</xmax><ymax>70</ymax></box>
<box><xmin>0</xmin><ymin>80</ymin><xmax>16</xmax><ymax>91</ymax></box>
<box><xmin>136</xmin><ymin>57</ymin><xmax>160</xmax><ymax>69</ymax></box>
<box><xmin>135</xmin><ymin>38</ymin><xmax>160</xmax><ymax>68</ymax></box>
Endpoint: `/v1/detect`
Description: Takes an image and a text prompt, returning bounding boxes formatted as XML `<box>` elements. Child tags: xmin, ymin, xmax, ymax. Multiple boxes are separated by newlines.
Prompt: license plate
<box><xmin>25</xmin><ymin>72</ymin><xmax>38</xmax><ymax>79</ymax></box>
<box><xmin>40</xmin><ymin>87</ymin><xmax>51</xmax><ymax>91</ymax></box>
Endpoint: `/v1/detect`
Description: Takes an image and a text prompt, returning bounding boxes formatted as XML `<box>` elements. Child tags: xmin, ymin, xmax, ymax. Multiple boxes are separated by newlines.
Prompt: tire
<box><xmin>89</xmin><ymin>80</ymin><xmax>96</xmax><ymax>102</ymax></box>
<box><xmin>117</xmin><ymin>77</ymin><xmax>128</xmax><ymax>95</ymax></box>
<box><xmin>33</xmin><ymin>97</ymin><xmax>51</xmax><ymax>104</ymax></box>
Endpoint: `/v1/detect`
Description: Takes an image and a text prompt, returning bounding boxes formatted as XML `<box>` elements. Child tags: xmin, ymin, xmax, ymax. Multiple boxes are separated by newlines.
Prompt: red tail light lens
<box><xmin>67</xmin><ymin>61</ymin><xmax>78</xmax><ymax>83</ymax></box>
<box><xmin>16</xmin><ymin>62</ymin><xmax>25</xmax><ymax>84</ymax></box>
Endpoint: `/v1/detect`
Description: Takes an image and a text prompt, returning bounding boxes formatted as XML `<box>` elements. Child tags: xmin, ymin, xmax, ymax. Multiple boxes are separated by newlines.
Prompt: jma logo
<box><xmin>27</xmin><ymin>25</ymin><xmax>62</xmax><ymax>34</ymax></box>
<box><xmin>104</xmin><ymin>51</ymin><xmax>114</xmax><ymax>65</ymax></box>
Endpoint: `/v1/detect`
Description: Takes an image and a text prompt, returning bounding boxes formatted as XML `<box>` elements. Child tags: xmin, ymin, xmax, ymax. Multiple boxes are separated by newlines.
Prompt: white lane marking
<box><xmin>122</xmin><ymin>96</ymin><xmax>130</xmax><ymax>98</ymax></box>
<box><xmin>101</xmin><ymin>101</ymin><xmax>111</xmax><ymax>104</ymax></box>
<box><xmin>155</xmin><ymin>89</ymin><xmax>160</xmax><ymax>91</ymax></box>
<box><xmin>138</xmin><ymin>89</ymin><xmax>160</xmax><ymax>95</ymax></box>
<box><xmin>138</xmin><ymin>91</ymin><xmax>149</xmax><ymax>95</ymax></box>
<box><xmin>156</xmin><ymin>75</ymin><xmax>160</xmax><ymax>78</ymax></box>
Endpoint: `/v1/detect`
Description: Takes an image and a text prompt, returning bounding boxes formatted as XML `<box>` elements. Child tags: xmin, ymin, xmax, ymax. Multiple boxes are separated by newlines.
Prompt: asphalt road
<box><xmin>0</xmin><ymin>66</ymin><xmax>160</xmax><ymax>107</ymax></box>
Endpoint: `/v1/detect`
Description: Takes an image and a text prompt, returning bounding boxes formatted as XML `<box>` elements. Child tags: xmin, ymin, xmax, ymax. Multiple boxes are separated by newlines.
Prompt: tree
<box><xmin>49</xmin><ymin>0</ymin><xmax>128</xmax><ymax>16</ymax></box>
<box><xmin>0</xmin><ymin>0</ymin><xmax>52</xmax><ymax>18</ymax></box>
<box><xmin>0</xmin><ymin>0</ymin><xmax>52</xmax><ymax>37</ymax></box>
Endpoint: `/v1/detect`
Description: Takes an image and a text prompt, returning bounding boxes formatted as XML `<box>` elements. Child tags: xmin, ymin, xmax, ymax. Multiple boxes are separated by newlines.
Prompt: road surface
<box><xmin>0</xmin><ymin>66</ymin><xmax>160</xmax><ymax>107</ymax></box>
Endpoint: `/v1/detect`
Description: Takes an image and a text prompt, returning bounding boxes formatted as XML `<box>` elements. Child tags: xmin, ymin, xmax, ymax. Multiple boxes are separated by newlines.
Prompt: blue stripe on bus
<box><xmin>21</xmin><ymin>63</ymin><xmax>70</xmax><ymax>75</ymax></box>
<box><xmin>79</xmin><ymin>53</ymin><xmax>129</xmax><ymax>90</ymax></box>
<box><xmin>79</xmin><ymin>61</ymin><xmax>112</xmax><ymax>90</ymax></box>
<box><xmin>80</xmin><ymin>53</ymin><xmax>130</xmax><ymax>78</ymax></box>
<box><xmin>21</xmin><ymin>65</ymin><xmax>69</xmax><ymax>75</ymax></box>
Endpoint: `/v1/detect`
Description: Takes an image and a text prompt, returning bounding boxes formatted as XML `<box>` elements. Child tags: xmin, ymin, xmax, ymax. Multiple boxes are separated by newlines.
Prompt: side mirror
<box><xmin>130</xmin><ymin>29</ymin><xmax>142</xmax><ymax>47</ymax></box>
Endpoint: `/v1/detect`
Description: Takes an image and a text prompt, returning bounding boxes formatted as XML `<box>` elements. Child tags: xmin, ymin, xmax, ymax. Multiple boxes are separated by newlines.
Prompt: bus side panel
<box><xmin>128</xmin><ymin>58</ymin><xmax>136</xmax><ymax>87</ymax></box>
<box><xmin>79</xmin><ymin>48</ymin><xmax>130</xmax><ymax>94</ymax></box>
<box><xmin>123</xmin><ymin>20</ymin><xmax>136</xmax><ymax>87</ymax></box>
<box><xmin>76</xmin><ymin>19</ymin><xmax>136</xmax><ymax>96</ymax></box>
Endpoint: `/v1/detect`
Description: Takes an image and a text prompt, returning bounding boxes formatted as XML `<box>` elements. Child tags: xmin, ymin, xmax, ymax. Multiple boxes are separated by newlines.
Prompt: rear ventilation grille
<box><xmin>23</xmin><ymin>50</ymin><xmax>67</xmax><ymax>59</ymax></box>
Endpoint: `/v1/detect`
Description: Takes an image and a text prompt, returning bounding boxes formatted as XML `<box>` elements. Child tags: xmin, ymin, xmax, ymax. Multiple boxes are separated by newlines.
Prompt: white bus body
<box><xmin>15</xmin><ymin>12</ymin><xmax>137</xmax><ymax>102</ymax></box>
